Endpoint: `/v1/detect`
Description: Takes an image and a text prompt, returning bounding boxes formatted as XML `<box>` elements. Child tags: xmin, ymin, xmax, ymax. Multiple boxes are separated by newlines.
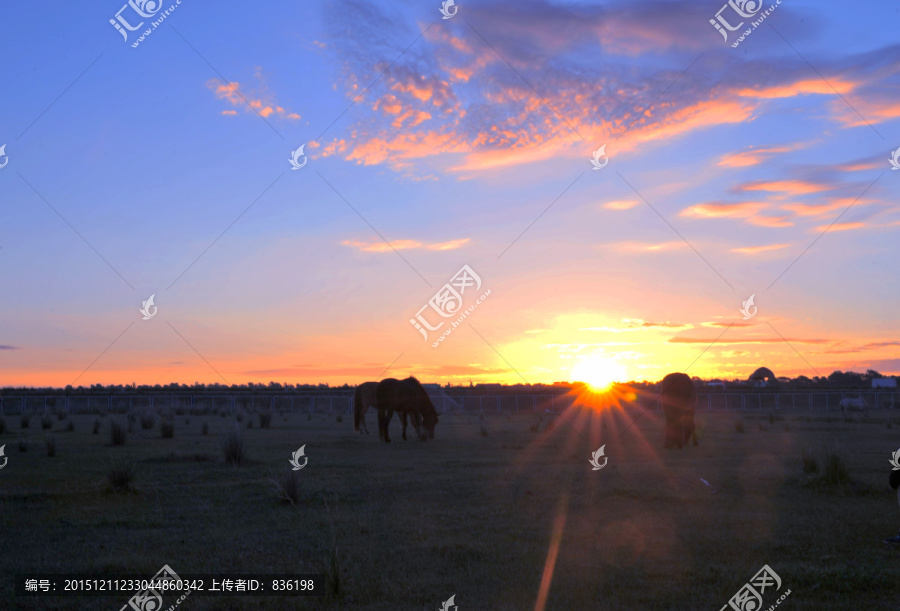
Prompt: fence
<box><xmin>1</xmin><ymin>390</ymin><xmax>897</xmax><ymax>416</ymax></box>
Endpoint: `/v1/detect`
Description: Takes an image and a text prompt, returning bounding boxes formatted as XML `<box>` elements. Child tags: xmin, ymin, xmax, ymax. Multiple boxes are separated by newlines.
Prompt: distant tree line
<box><xmin>0</xmin><ymin>370</ymin><xmax>895</xmax><ymax>395</ymax></box>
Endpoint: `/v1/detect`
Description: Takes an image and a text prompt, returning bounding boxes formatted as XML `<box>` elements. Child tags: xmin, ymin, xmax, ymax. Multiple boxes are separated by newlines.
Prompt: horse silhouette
<box><xmin>375</xmin><ymin>377</ymin><xmax>439</xmax><ymax>443</ymax></box>
<box><xmin>353</xmin><ymin>381</ymin><xmax>378</xmax><ymax>435</ymax></box>
<box><xmin>659</xmin><ymin>372</ymin><xmax>698</xmax><ymax>449</ymax></box>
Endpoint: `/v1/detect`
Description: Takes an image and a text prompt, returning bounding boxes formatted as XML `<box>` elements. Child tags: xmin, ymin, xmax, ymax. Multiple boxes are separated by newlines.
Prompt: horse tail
<box><xmin>354</xmin><ymin>385</ymin><xmax>363</xmax><ymax>432</ymax></box>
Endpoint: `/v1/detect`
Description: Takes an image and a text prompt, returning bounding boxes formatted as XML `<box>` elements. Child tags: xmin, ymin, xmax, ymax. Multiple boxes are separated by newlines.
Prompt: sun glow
<box><xmin>571</xmin><ymin>354</ymin><xmax>627</xmax><ymax>392</ymax></box>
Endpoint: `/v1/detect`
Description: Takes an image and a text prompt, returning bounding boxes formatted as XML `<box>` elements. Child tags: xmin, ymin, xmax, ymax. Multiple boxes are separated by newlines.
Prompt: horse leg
<box><xmin>400</xmin><ymin>410</ymin><xmax>408</xmax><ymax>441</ymax></box>
<box><xmin>383</xmin><ymin>407</ymin><xmax>393</xmax><ymax>443</ymax></box>
<box><xmin>413</xmin><ymin>410</ymin><xmax>425</xmax><ymax>441</ymax></box>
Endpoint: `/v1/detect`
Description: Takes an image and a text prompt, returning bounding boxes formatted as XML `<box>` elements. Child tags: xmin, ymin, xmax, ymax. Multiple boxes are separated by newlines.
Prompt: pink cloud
<box><xmin>342</xmin><ymin>238</ymin><xmax>470</xmax><ymax>252</ymax></box>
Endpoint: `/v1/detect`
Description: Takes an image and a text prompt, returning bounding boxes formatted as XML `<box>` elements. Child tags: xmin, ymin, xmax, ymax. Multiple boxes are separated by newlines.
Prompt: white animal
<box><xmin>839</xmin><ymin>397</ymin><xmax>868</xmax><ymax>417</ymax></box>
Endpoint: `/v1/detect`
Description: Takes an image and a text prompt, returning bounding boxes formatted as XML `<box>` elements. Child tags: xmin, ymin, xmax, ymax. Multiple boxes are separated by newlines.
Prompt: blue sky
<box><xmin>1</xmin><ymin>0</ymin><xmax>899</xmax><ymax>387</ymax></box>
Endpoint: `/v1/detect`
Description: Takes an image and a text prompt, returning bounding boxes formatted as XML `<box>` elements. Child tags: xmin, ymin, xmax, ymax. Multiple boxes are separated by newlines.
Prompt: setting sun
<box><xmin>571</xmin><ymin>354</ymin><xmax>628</xmax><ymax>391</ymax></box>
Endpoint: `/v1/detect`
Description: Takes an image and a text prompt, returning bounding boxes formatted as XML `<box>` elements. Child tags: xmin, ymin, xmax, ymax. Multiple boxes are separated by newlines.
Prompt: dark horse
<box><xmin>353</xmin><ymin>381</ymin><xmax>378</xmax><ymax>435</ymax></box>
<box><xmin>659</xmin><ymin>372</ymin><xmax>698</xmax><ymax>449</ymax></box>
<box><xmin>375</xmin><ymin>377</ymin><xmax>439</xmax><ymax>443</ymax></box>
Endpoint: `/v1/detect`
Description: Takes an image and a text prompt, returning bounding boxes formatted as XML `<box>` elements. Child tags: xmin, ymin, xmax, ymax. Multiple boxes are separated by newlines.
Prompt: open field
<box><xmin>1</xmin><ymin>406</ymin><xmax>899</xmax><ymax>610</ymax></box>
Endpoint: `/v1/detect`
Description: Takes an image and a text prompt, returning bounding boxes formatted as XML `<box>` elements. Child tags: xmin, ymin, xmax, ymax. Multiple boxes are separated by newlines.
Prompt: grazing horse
<box><xmin>353</xmin><ymin>382</ymin><xmax>379</xmax><ymax>435</ymax></box>
<box><xmin>375</xmin><ymin>377</ymin><xmax>439</xmax><ymax>443</ymax></box>
<box><xmin>659</xmin><ymin>372</ymin><xmax>698</xmax><ymax>449</ymax></box>
<box><xmin>839</xmin><ymin>397</ymin><xmax>868</xmax><ymax>417</ymax></box>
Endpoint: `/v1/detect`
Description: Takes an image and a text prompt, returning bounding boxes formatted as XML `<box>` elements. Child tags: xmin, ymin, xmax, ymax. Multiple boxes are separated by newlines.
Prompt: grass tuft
<box><xmin>20</xmin><ymin>414</ymin><xmax>30</xmax><ymax>429</ymax></box>
<box><xmin>110</xmin><ymin>419</ymin><xmax>127</xmax><ymax>446</ymax></box>
<box><xmin>93</xmin><ymin>418</ymin><xmax>102</xmax><ymax>435</ymax></box>
<box><xmin>41</xmin><ymin>416</ymin><xmax>53</xmax><ymax>430</ymax></box>
<box><xmin>259</xmin><ymin>411</ymin><xmax>272</xmax><ymax>429</ymax></box>
<box><xmin>202</xmin><ymin>421</ymin><xmax>209</xmax><ymax>436</ymax></box>
<box><xmin>65</xmin><ymin>420</ymin><xmax>75</xmax><ymax>432</ymax></box>
<box><xmin>272</xmin><ymin>466</ymin><xmax>304</xmax><ymax>506</ymax></box>
<box><xmin>734</xmin><ymin>420</ymin><xmax>745</xmax><ymax>433</ymax></box>
<box><xmin>221</xmin><ymin>426</ymin><xmax>245</xmax><ymax>466</ymax></box>
<box><xmin>140</xmin><ymin>412</ymin><xmax>156</xmax><ymax>430</ymax></box>
<box><xmin>45</xmin><ymin>436</ymin><xmax>56</xmax><ymax>457</ymax></box>
<box><xmin>822</xmin><ymin>446</ymin><xmax>850</xmax><ymax>487</ymax></box>
<box><xmin>160</xmin><ymin>418</ymin><xmax>175</xmax><ymax>439</ymax></box>
<box><xmin>107</xmin><ymin>458</ymin><xmax>135</xmax><ymax>492</ymax></box>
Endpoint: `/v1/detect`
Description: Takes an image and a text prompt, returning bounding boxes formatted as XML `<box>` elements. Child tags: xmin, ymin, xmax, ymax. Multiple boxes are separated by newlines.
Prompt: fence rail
<box><xmin>1</xmin><ymin>390</ymin><xmax>897</xmax><ymax>416</ymax></box>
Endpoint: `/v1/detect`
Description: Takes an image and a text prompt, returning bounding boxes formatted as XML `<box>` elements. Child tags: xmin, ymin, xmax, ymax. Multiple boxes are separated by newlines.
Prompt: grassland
<box><xmin>0</xmin><ymin>404</ymin><xmax>899</xmax><ymax>610</ymax></box>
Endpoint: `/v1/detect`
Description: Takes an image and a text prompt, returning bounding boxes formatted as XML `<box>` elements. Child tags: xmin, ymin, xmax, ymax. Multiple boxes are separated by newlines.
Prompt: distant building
<box><xmin>707</xmin><ymin>381</ymin><xmax>726</xmax><ymax>389</ymax></box>
<box><xmin>749</xmin><ymin>367</ymin><xmax>776</xmax><ymax>388</ymax></box>
<box><xmin>873</xmin><ymin>378</ymin><xmax>898</xmax><ymax>389</ymax></box>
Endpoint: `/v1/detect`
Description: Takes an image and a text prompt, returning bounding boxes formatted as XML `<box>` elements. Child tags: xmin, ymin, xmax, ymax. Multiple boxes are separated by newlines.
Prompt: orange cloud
<box><xmin>737</xmin><ymin>78</ymin><xmax>857</xmax><ymax>99</ymax></box>
<box><xmin>737</xmin><ymin>180</ymin><xmax>833</xmax><ymax>196</ymax></box>
<box><xmin>207</xmin><ymin>71</ymin><xmax>301</xmax><ymax>121</ymax></box>
<box><xmin>812</xmin><ymin>221</ymin><xmax>866</xmax><ymax>232</ymax></box>
<box><xmin>717</xmin><ymin>144</ymin><xmax>801</xmax><ymax>168</ymax></box>
<box><xmin>731</xmin><ymin>244</ymin><xmax>789</xmax><ymax>255</ymax></box>
<box><xmin>747</xmin><ymin>215</ymin><xmax>793</xmax><ymax>228</ymax></box>
<box><xmin>342</xmin><ymin>238</ymin><xmax>470</xmax><ymax>252</ymax></box>
<box><xmin>603</xmin><ymin>200</ymin><xmax>640</xmax><ymax>210</ymax></box>
<box><xmin>680</xmin><ymin>201</ymin><xmax>766</xmax><ymax>218</ymax></box>
<box><xmin>612</xmin><ymin>241</ymin><xmax>687</xmax><ymax>253</ymax></box>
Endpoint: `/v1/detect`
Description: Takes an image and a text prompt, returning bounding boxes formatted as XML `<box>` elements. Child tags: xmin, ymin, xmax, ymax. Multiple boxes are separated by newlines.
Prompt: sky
<box><xmin>1</xmin><ymin>0</ymin><xmax>899</xmax><ymax>388</ymax></box>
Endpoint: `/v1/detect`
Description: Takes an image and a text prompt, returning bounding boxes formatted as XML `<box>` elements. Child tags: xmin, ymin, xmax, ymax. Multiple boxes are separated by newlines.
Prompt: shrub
<box><xmin>127</xmin><ymin>413</ymin><xmax>136</xmax><ymax>424</ymax></box>
<box><xmin>273</xmin><ymin>466</ymin><xmax>303</xmax><ymax>506</ymax></box>
<box><xmin>20</xmin><ymin>414</ymin><xmax>30</xmax><ymax>429</ymax></box>
<box><xmin>160</xmin><ymin>419</ymin><xmax>175</xmax><ymax>439</ymax></box>
<box><xmin>93</xmin><ymin>418</ymin><xmax>102</xmax><ymax>435</ymax></box>
<box><xmin>336</xmin><ymin>414</ymin><xmax>343</xmax><ymax>423</ymax></box>
<box><xmin>202</xmin><ymin>421</ymin><xmax>209</xmax><ymax>436</ymax></box>
<box><xmin>734</xmin><ymin>420</ymin><xmax>745</xmax><ymax>433</ymax></box>
<box><xmin>174</xmin><ymin>406</ymin><xmax>186</xmax><ymax>416</ymax></box>
<box><xmin>246</xmin><ymin>419</ymin><xmax>254</xmax><ymax>429</ymax></box>
<box><xmin>822</xmin><ymin>447</ymin><xmax>850</xmax><ymax>486</ymax></box>
<box><xmin>45</xmin><ymin>436</ymin><xmax>57</xmax><ymax>457</ymax></box>
<box><xmin>41</xmin><ymin>416</ymin><xmax>53</xmax><ymax>430</ymax></box>
<box><xmin>802</xmin><ymin>449</ymin><xmax>818</xmax><ymax>474</ymax></box>
<box><xmin>140</xmin><ymin>412</ymin><xmax>156</xmax><ymax>430</ymax></box>
<box><xmin>57</xmin><ymin>409</ymin><xmax>68</xmax><ymax>421</ymax></box>
<box><xmin>0</xmin><ymin>416</ymin><xmax>5</xmax><ymax>435</ymax></box>
<box><xmin>768</xmin><ymin>413</ymin><xmax>775</xmax><ymax>425</ymax></box>
<box><xmin>236</xmin><ymin>410</ymin><xmax>245</xmax><ymax>423</ymax></box>
<box><xmin>221</xmin><ymin>426</ymin><xmax>245</xmax><ymax>465</ymax></box>
<box><xmin>307</xmin><ymin>412</ymin><xmax>312</xmax><ymax>421</ymax></box>
<box><xmin>479</xmin><ymin>413</ymin><xmax>488</xmax><ymax>437</ymax></box>
<box><xmin>184</xmin><ymin>418</ymin><xmax>190</xmax><ymax>425</ymax></box>
<box><xmin>107</xmin><ymin>459</ymin><xmax>135</xmax><ymax>492</ymax></box>
<box><xmin>259</xmin><ymin>411</ymin><xmax>272</xmax><ymax>429</ymax></box>
<box><xmin>110</xmin><ymin>419</ymin><xmax>127</xmax><ymax>446</ymax></box>
<box><xmin>220</xmin><ymin>410</ymin><xmax>228</xmax><ymax>418</ymax></box>
<box><xmin>18</xmin><ymin>440</ymin><xmax>28</xmax><ymax>452</ymax></box>
<box><xmin>66</xmin><ymin>420</ymin><xmax>75</xmax><ymax>432</ymax></box>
